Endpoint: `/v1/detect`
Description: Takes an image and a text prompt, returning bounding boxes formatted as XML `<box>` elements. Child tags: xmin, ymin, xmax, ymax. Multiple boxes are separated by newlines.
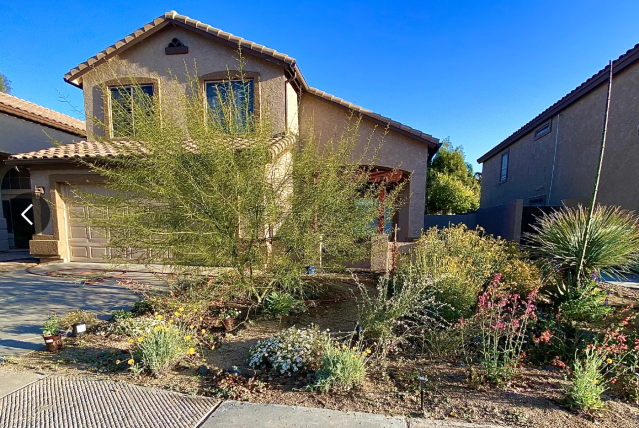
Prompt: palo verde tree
<box><xmin>426</xmin><ymin>139</ymin><xmax>480</xmax><ymax>214</ymax></box>
<box><xmin>71</xmin><ymin>58</ymin><xmax>403</xmax><ymax>298</ymax></box>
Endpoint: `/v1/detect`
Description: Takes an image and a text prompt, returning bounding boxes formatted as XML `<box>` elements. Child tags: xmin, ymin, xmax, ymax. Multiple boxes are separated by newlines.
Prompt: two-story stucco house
<box><xmin>5</xmin><ymin>11</ymin><xmax>439</xmax><ymax>262</ymax></box>
<box><xmin>477</xmin><ymin>41</ymin><xmax>639</xmax><ymax>239</ymax></box>
<box><xmin>0</xmin><ymin>92</ymin><xmax>85</xmax><ymax>249</ymax></box>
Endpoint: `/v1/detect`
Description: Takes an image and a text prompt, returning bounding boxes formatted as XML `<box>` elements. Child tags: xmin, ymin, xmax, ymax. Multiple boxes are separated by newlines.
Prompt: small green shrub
<box><xmin>314</xmin><ymin>345</ymin><xmax>368</xmax><ymax>392</ymax></box>
<box><xmin>111</xmin><ymin>309</ymin><xmax>133</xmax><ymax>322</ymax></box>
<box><xmin>42</xmin><ymin>314</ymin><xmax>61</xmax><ymax>336</ymax></box>
<box><xmin>132</xmin><ymin>323</ymin><xmax>190</xmax><ymax>375</ymax></box>
<box><xmin>357</xmin><ymin>269</ymin><xmax>452</xmax><ymax>354</ymax></box>
<box><xmin>566</xmin><ymin>346</ymin><xmax>607</xmax><ymax>410</ymax></box>
<box><xmin>248</xmin><ymin>326</ymin><xmax>331</xmax><ymax>375</ymax></box>
<box><xmin>262</xmin><ymin>292</ymin><xmax>304</xmax><ymax>317</ymax></box>
<box><xmin>132</xmin><ymin>300</ymin><xmax>154</xmax><ymax>315</ymax></box>
<box><xmin>557</xmin><ymin>279</ymin><xmax>612</xmax><ymax>322</ymax></box>
<box><xmin>60</xmin><ymin>310</ymin><xmax>98</xmax><ymax>330</ymax></box>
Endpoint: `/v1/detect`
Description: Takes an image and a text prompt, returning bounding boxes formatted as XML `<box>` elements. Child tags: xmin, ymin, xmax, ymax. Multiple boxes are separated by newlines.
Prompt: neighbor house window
<box><xmin>534</xmin><ymin>120</ymin><xmax>552</xmax><ymax>139</ymax></box>
<box><xmin>205</xmin><ymin>80</ymin><xmax>254</xmax><ymax>132</ymax></box>
<box><xmin>110</xmin><ymin>84</ymin><xmax>154</xmax><ymax>138</ymax></box>
<box><xmin>500</xmin><ymin>152</ymin><xmax>509</xmax><ymax>183</ymax></box>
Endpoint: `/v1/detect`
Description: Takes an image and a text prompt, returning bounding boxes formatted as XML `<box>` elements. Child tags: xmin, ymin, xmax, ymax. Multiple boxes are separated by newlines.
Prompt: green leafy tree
<box><xmin>71</xmin><ymin>58</ymin><xmax>404</xmax><ymax>299</ymax></box>
<box><xmin>0</xmin><ymin>72</ymin><xmax>11</xmax><ymax>94</ymax></box>
<box><xmin>426</xmin><ymin>140</ymin><xmax>479</xmax><ymax>214</ymax></box>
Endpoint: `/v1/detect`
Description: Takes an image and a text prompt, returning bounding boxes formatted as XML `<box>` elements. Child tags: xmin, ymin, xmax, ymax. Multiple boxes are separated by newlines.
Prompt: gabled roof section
<box><xmin>477</xmin><ymin>42</ymin><xmax>639</xmax><ymax>164</ymax></box>
<box><xmin>0</xmin><ymin>92</ymin><xmax>86</xmax><ymax>137</ymax></box>
<box><xmin>64</xmin><ymin>11</ymin><xmax>308</xmax><ymax>91</ymax></box>
<box><xmin>306</xmin><ymin>88</ymin><xmax>439</xmax><ymax>148</ymax></box>
<box><xmin>65</xmin><ymin>11</ymin><xmax>438</xmax><ymax>150</ymax></box>
<box><xmin>6</xmin><ymin>135</ymin><xmax>295</xmax><ymax>164</ymax></box>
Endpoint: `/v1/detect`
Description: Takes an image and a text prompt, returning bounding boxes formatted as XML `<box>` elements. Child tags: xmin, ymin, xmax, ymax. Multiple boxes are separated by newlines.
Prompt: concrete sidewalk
<box><xmin>0</xmin><ymin>371</ymin><xmax>508</xmax><ymax>428</ymax></box>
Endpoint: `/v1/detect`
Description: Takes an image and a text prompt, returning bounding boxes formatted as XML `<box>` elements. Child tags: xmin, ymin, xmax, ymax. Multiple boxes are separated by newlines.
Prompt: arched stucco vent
<box><xmin>165</xmin><ymin>38</ymin><xmax>188</xmax><ymax>55</ymax></box>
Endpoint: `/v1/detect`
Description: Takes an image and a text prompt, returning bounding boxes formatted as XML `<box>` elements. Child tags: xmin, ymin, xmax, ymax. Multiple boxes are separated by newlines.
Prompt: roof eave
<box><xmin>5</xmin><ymin>158</ymin><xmax>84</xmax><ymax>166</ymax></box>
<box><xmin>305</xmin><ymin>91</ymin><xmax>439</xmax><ymax>148</ymax></box>
<box><xmin>64</xmin><ymin>19</ymin><xmax>172</xmax><ymax>89</ymax></box>
<box><xmin>0</xmin><ymin>106</ymin><xmax>86</xmax><ymax>138</ymax></box>
<box><xmin>478</xmin><ymin>41</ymin><xmax>639</xmax><ymax>164</ymax></box>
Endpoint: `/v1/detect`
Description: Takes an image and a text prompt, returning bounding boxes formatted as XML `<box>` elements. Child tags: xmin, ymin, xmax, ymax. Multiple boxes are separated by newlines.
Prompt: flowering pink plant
<box><xmin>594</xmin><ymin>305</ymin><xmax>639</xmax><ymax>404</ymax></box>
<box><xmin>473</xmin><ymin>273</ymin><xmax>538</xmax><ymax>383</ymax></box>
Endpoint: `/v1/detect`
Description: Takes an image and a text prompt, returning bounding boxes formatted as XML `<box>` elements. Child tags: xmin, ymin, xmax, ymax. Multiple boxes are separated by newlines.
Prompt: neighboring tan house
<box><xmin>478</xmin><ymin>42</ymin><xmax>639</xmax><ymax>214</ymax></box>
<box><xmin>0</xmin><ymin>92</ymin><xmax>85</xmax><ymax>248</ymax></box>
<box><xmin>6</xmin><ymin>11</ymin><xmax>439</xmax><ymax>263</ymax></box>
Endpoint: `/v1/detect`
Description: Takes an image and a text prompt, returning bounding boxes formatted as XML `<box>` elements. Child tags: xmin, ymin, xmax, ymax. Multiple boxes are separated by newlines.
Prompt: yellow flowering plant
<box><xmin>313</xmin><ymin>343</ymin><xmax>369</xmax><ymax>392</ymax></box>
<box><xmin>132</xmin><ymin>321</ymin><xmax>190</xmax><ymax>375</ymax></box>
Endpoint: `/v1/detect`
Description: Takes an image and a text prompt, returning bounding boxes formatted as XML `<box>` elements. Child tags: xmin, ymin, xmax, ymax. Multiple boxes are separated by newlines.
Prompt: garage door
<box><xmin>64</xmin><ymin>184</ymin><xmax>112</xmax><ymax>262</ymax></box>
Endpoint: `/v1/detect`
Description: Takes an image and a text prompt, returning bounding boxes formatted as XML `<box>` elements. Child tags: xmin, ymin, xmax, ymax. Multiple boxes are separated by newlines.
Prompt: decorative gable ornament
<box><xmin>165</xmin><ymin>38</ymin><xmax>188</xmax><ymax>55</ymax></box>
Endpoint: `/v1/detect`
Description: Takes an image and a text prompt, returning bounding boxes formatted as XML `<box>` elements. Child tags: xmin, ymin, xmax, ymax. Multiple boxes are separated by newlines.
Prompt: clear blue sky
<box><xmin>2</xmin><ymin>1</ymin><xmax>639</xmax><ymax>170</ymax></box>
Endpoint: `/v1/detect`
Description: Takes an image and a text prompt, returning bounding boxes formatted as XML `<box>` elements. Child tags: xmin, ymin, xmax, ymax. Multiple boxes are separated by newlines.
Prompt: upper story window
<box><xmin>500</xmin><ymin>152</ymin><xmax>509</xmax><ymax>183</ymax></box>
<box><xmin>205</xmin><ymin>80</ymin><xmax>254</xmax><ymax>133</ymax></box>
<box><xmin>110</xmin><ymin>84</ymin><xmax>154</xmax><ymax>138</ymax></box>
<box><xmin>534</xmin><ymin>120</ymin><xmax>552</xmax><ymax>139</ymax></box>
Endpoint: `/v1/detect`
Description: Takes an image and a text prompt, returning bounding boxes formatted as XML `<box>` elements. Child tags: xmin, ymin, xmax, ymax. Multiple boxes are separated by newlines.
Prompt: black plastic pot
<box><xmin>72</xmin><ymin>322</ymin><xmax>87</xmax><ymax>337</ymax></box>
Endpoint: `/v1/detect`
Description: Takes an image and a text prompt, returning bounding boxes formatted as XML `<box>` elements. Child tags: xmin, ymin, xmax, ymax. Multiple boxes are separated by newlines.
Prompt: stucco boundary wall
<box><xmin>423</xmin><ymin>199</ymin><xmax>524</xmax><ymax>243</ymax></box>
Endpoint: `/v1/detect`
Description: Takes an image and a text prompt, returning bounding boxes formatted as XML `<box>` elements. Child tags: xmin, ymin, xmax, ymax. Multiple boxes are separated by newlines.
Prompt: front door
<box><xmin>9</xmin><ymin>196</ymin><xmax>35</xmax><ymax>248</ymax></box>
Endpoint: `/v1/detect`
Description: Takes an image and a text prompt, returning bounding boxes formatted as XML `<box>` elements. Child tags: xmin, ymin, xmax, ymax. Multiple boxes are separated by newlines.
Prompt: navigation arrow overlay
<box><xmin>21</xmin><ymin>204</ymin><xmax>33</xmax><ymax>226</ymax></box>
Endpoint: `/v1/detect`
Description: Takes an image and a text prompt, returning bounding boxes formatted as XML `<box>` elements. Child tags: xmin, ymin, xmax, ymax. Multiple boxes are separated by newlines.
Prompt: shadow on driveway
<box><xmin>0</xmin><ymin>263</ymin><xmax>164</xmax><ymax>358</ymax></box>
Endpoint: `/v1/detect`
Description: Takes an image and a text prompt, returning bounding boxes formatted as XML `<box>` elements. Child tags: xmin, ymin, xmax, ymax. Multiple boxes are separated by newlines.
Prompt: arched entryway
<box><xmin>1</xmin><ymin>168</ymin><xmax>34</xmax><ymax>248</ymax></box>
<box><xmin>366</xmin><ymin>167</ymin><xmax>408</xmax><ymax>239</ymax></box>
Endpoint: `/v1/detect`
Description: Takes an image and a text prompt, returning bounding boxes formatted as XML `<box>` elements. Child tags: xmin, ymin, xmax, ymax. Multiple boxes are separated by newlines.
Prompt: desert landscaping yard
<box><xmin>2</xmin><ymin>219</ymin><xmax>639</xmax><ymax>428</ymax></box>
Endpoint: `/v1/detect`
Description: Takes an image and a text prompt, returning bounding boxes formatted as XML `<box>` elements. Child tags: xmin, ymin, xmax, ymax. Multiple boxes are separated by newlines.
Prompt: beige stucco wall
<box><xmin>299</xmin><ymin>93</ymin><xmax>430</xmax><ymax>240</ymax></box>
<box><xmin>481</xmin><ymin>61</ymin><xmax>639</xmax><ymax>211</ymax></box>
<box><xmin>0</xmin><ymin>113</ymin><xmax>81</xmax><ymax>154</ymax></box>
<box><xmin>81</xmin><ymin>25</ymin><xmax>291</xmax><ymax>138</ymax></box>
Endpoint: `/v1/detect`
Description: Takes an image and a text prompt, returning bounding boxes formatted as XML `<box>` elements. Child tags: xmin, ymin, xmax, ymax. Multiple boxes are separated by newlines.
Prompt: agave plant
<box><xmin>525</xmin><ymin>205</ymin><xmax>639</xmax><ymax>278</ymax></box>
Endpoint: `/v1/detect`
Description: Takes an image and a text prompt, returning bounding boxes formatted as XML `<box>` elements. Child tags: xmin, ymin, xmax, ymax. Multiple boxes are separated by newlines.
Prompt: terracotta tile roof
<box><xmin>477</xmin><ymin>42</ymin><xmax>639</xmax><ymax>163</ymax></box>
<box><xmin>64</xmin><ymin>11</ymin><xmax>437</xmax><ymax>150</ymax></box>
<box><xmin>7</xmin><ymin>134</ymin><xmax>295</xmax><ymax>163</ymax></box>
<box><xmin>0</xmin><ymin>92</ymin><xmax>86</xmax><ymax>137</ymax></box>
<box><xmin>306</xmin><ymin>88</ymin><xmax>439</xmax><ymax>147</ymax></box>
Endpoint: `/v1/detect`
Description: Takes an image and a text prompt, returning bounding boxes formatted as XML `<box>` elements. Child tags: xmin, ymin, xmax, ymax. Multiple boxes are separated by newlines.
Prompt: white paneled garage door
<box><xmin>63</xmin><ymin>184</ymin><xmax>111</xmax><ymax>263</ymax></box>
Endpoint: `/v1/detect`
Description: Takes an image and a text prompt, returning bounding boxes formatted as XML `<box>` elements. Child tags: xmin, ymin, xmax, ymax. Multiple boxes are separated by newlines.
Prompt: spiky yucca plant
<box><xmin>526</xmin><ymin>205</ymin><xmax>639</xmax><ymax>278</ymax></box>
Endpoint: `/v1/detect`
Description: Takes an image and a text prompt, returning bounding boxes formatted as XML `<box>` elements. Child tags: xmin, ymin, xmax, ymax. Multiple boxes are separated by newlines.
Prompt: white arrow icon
<box><xmin>21</xmin><ymin>204</ymin><xmax>33</xmax><ymax>226</ymax></box>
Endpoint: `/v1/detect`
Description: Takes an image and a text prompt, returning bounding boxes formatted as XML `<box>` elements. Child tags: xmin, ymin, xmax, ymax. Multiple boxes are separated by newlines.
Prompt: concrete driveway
<box><xmin>0</xmin><ymin>261</ymin><xmax>167</xmax><ymax>359</ymax></box>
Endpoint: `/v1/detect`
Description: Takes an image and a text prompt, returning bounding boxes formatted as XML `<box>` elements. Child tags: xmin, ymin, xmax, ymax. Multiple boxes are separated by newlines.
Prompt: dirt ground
<box><xmin>2</xmin><ymin>276</ymin><xmax>639</xmax><ymax>428</ymax></box>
